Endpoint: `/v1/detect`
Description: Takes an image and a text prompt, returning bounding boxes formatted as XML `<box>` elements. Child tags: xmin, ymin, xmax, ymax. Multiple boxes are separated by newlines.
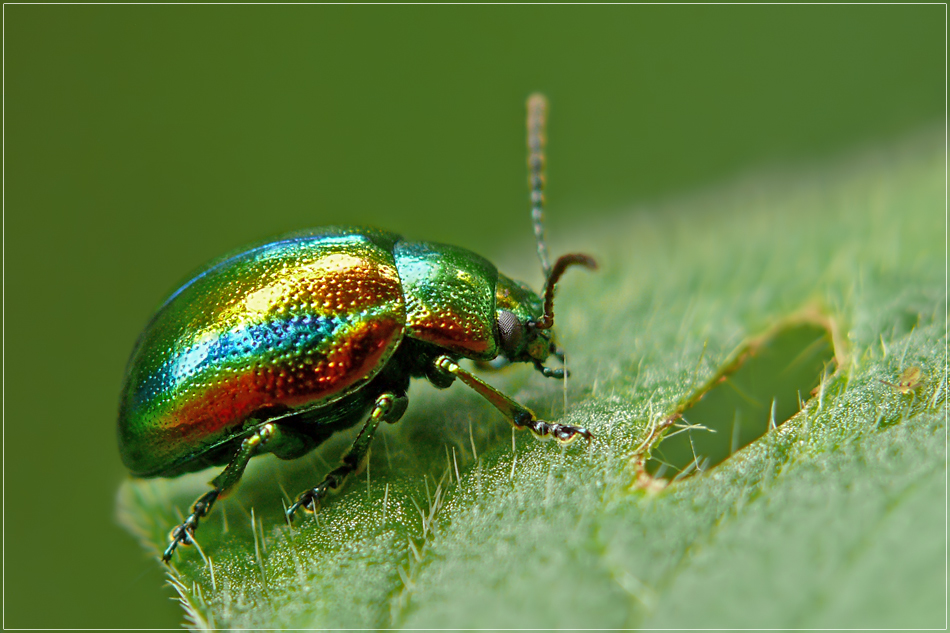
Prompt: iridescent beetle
<box><xmin>118</xmin><ymin>94</ymin><xmax>596</xmax><ymax>562</ymax></box>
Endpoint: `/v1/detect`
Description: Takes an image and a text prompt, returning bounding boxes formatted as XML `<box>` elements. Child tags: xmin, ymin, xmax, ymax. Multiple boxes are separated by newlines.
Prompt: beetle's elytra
<box><xmin>118</xmin><ymin>94</ymin><xmax>596</xmax><ymax>562</ymax></box>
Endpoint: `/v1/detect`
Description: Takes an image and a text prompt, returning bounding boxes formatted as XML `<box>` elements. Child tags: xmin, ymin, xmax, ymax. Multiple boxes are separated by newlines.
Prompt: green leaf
<box><xmin>118</xmin><ymin>131</ymin><xmax>946</xmax><ymax>629</ymax></box>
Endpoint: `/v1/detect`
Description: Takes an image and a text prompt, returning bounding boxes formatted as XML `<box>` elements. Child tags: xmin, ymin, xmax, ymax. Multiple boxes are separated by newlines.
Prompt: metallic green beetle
<box><xmin>118</xmin><ymin>94</ymin><xmax>596</xmax><ymax>562</ymax></box>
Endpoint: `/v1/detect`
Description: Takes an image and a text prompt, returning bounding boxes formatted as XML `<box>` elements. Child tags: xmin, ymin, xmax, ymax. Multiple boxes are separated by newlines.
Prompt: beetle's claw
<box><xmin>285</xmin><ymin>499</ymin><xmax>307</xmax><ymax>521</ymax></box>
<box><xmin>286</xmin><ymin>489</ymin><xmax>324</xmax><ymax>521</ymax></box>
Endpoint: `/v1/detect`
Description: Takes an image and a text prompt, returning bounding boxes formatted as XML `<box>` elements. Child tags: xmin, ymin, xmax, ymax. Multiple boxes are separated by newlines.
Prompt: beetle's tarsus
<box><xmin>534</xmin><ymin>360</ymin><xmax>568</xmax><ymax>379</ymax></box>
<box><xmin>162</xmin><ymin>488</ymin><xmax>219</xmax><ymax>563</ymax></box>
<box><xmin>524</xmin><ymin>418</ymin><xmax>593</xmax><ymax>445</ymax></box>
<box><xmin>286</xmin><ymin>391</ymin><xmax>405</xmax><ymax>522</ymax></box>
<box><xmin>286</xmin><ymin>473</ymin><xmax>342</xmax><ymax>519</ymax></box>
<box><xmin>163</xmin><ymin>525</ymin><xmax>193</xmax><ymax>563</ymax></box>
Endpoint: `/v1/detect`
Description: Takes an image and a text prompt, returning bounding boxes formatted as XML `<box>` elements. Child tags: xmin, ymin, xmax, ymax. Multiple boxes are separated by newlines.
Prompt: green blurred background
<box><xmin>4</xmin><ymin>5</ymin><xmax>943</xmax><ymax>628</ymax></box>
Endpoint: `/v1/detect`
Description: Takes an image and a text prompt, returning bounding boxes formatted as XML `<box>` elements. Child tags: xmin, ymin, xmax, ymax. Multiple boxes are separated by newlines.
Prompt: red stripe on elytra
<box><xmin>159</xmin><ymin>317</ymin><xmax>402</xmax><ymax>449</ymax></box>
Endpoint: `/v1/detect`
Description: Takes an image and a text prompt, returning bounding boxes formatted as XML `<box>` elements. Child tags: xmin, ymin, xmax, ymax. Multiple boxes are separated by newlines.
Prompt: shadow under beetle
<box><xmin>117</xmin><ymin>94</ymin><xmax>597</xmax><ymax>562</ymax></box>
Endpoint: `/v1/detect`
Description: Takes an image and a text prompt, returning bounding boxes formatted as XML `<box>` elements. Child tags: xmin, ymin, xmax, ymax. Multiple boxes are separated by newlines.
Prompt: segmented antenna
<box><xmin>534</xmin><ymin>253</ymin><xmax>598</xmax><ymax>331</ymax></box>
<box><xmin>527</xmin><ymin>93</ymin><xmax>551</xmax><ymax>279</ymax></box>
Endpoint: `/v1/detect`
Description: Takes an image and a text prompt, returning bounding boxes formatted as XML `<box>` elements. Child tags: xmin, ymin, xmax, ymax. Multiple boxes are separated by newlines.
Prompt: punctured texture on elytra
<box><xmin>118</xmin><ymin>228</ymin><xmax>406</xmax><ymax>477</ymax></box>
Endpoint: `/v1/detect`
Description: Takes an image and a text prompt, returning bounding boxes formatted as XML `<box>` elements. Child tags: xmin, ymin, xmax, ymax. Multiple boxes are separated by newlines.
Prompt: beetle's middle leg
<box><xmin>433</xmin><ymin>355</ymin><xmax>592</xmax><ymax>445</ymax></box>
<box><xmin>286</xmin><ymin>391</ymin><xmax>408</xmax><ymax>520</ymax></box>
<box><xmin>163</xmin><ymin>422</ymin><xmax>280</xmax><ymax>563</ymax></box>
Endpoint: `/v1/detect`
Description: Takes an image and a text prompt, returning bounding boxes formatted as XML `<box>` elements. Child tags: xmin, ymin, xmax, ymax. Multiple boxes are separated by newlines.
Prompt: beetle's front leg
<box><xmin>163</xmin><ymin>422</ymin><xmax>278</xmax><ymax>563</ymax></box>
<box><xmin>433</xmin><ymin>356</ymin><xmax>592</xmax><ymax>445</ymax></box>
<box><xmin>533</xmin><ymin>359</ymin><xmax>567</xmax><ymax>379</ymax></box>
<box><xmin>286</xmin><ymin>391</ymin><xmax>408</xmax><ymax>520</ymax></box>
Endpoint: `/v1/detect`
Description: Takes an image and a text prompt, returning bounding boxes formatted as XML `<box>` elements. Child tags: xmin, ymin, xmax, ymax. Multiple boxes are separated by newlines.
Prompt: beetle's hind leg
<box><xmin>286</xmin><ymin>391</ymin><xmax>408</xmax><ymax>520</ymax></box>
<box><xmin>163</xmin><ymin>422</ymin><xmax>279</xmax><ymax>563</ymax></box>
<box><xmin>433</xmin><ymin>355</ymin><xmax>592</xmax><ymax>444</ymax></box>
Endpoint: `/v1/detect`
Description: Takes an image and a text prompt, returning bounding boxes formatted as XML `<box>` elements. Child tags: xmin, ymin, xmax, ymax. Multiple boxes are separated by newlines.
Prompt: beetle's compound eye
<box><xmin>497</xmin><ymin>309</ymin><xmax>524</xmax><ymax>356</ymax></box>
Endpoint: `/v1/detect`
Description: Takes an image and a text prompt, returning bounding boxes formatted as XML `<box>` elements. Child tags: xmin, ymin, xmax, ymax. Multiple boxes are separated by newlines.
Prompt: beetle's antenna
<box><xmin>534</xmin><ymin>253</ymin><xmax>597</xmax><ymax>330</ymax></box>
<box><xmin>526</xmin><ymin>96</ymin><xmax>598</xmax><ymax>332</ymax></box>
<box><xmin>527</xmin><ymin>93</ymin><xmax>552</xmax><ymax>280</ymax></box>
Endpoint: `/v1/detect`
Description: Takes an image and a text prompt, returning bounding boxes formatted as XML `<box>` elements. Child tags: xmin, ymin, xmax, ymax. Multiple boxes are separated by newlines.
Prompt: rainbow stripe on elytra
<box><xmin>119</xmin><ymin>230</ymin><xmax>406</xmax><ymax>476</ymax></box>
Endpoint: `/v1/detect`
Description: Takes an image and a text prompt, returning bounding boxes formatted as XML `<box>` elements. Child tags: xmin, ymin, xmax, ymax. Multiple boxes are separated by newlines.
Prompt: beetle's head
<box><xmin>495</xmin><ymin>254</ymin><xmax>597</xmax><ymax>377</ymax></box>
